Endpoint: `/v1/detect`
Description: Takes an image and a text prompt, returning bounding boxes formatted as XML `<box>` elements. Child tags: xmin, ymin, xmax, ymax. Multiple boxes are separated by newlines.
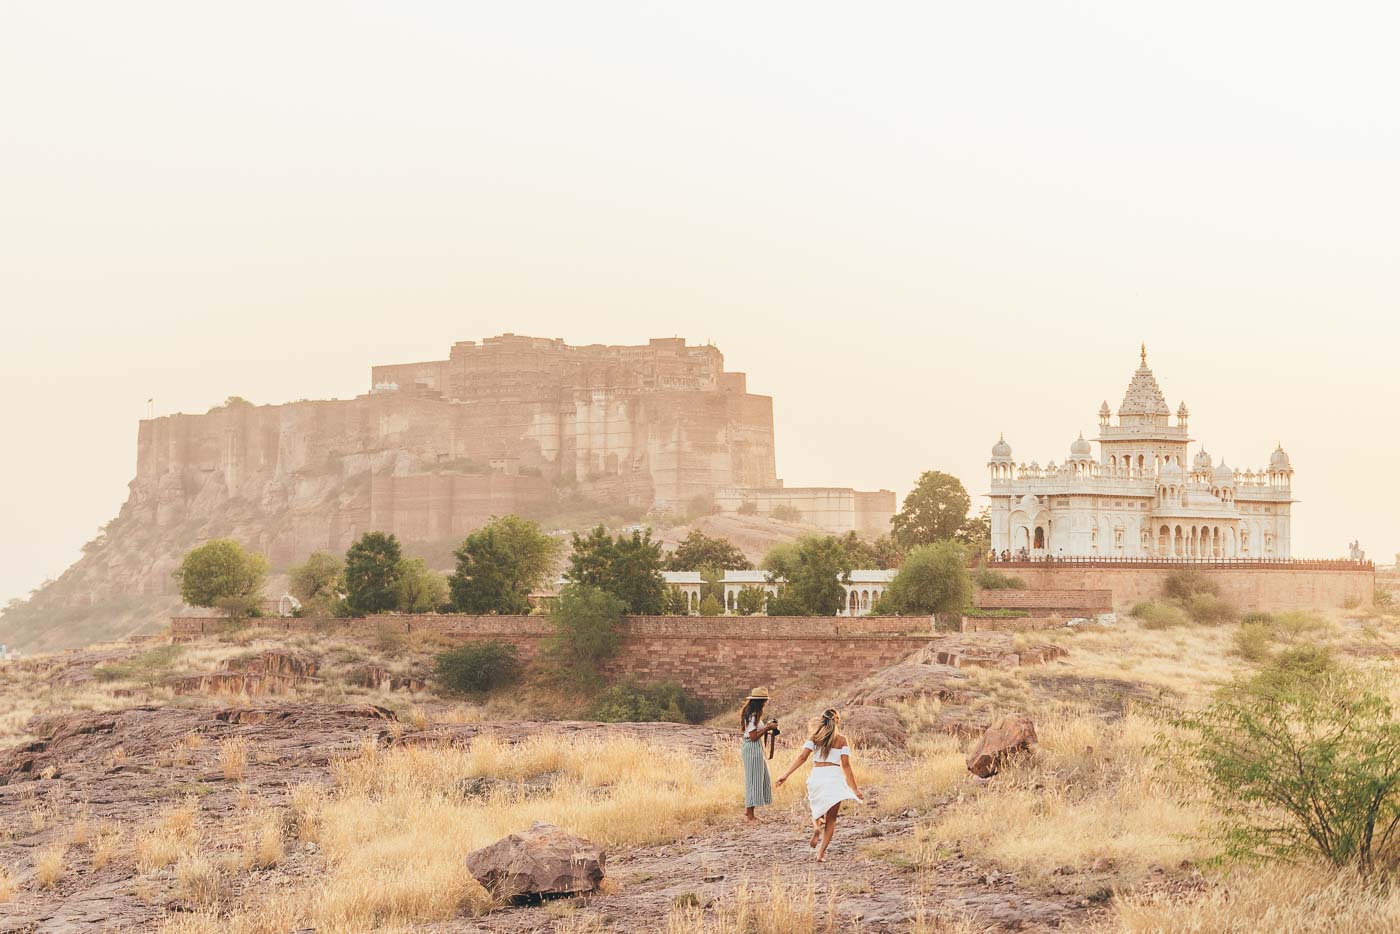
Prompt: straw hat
<box><xmin>747</xmin><ymin>687</ymin><xmax>770</xmax><ymax>700</ymax></box>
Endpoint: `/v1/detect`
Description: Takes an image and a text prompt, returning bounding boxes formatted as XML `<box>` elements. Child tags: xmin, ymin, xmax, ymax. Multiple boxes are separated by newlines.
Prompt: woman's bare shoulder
<box><xmin>833</xmin><ymin>732</ymin><xmax>850</xmax><ymax>747</ymax></box>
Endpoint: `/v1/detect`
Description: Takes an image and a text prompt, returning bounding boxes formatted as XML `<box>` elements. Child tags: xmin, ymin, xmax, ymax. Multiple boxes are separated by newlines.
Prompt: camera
<box><xmin>765</xmin><ymin>717</ymin><xmax>780</xmax><ymax>738</ymax></box>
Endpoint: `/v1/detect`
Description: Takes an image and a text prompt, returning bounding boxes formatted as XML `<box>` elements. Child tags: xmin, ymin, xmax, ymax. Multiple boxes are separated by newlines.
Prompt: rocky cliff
<box><xmin>1</xmin><ymin>335</ymin><xmax>778</xmax><ymax>652</ymax></box>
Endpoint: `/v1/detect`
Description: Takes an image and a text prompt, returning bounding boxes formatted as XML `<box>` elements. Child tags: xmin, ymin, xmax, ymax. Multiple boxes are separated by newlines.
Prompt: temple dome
<box><xmin>1193</xmin><ymin>448</ymin><xmax>1213</xmax><ymax>469</ymax></box>
<box><xmin>1161</xmin><ymin>460</ymin><xmax>1183</xmax><ymax>481</ymax></box>
<box><xmin>1069</xmin><ymin>433</ymin><xmax>1092</xmax><ymax>459</ymax></box>
<box><xmin>991</xmin><ymin>434</ymin><xmax>1012</xmax><ymax>459</ymax></box>
<box><xmin>1214</xmin><ymin>461</ymin><xmax>1234</xmax><ymax>483</ymax></box>
<box><xmin>1270</xmin><ymin>445</ymin><xmax>1291</xmax><ymax>470</ymax></box>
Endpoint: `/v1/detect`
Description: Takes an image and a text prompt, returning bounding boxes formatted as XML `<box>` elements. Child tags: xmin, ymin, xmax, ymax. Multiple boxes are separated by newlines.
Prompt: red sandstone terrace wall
<box><xmin>995</xmin><ymin>566</ymin><xmax>1373</xmax><ymax>613</ymax></box>
<box><xmin>169</xmin><ymin>615</ymin><xmax>936</xmax><ymax>703</ymax></box>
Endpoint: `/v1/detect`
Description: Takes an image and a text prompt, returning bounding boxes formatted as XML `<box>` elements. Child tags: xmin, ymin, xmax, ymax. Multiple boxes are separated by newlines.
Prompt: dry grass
<box><xmin>220</xmin><ymin>736</ymin><xmax>250</xmax><ymax>781</ymax></box>
<box><xmin>877</xmin><ymin>732</ymin><xmax>966</xmax><ymax>813</ymax></box>
<box><xmin>92</xmin><ymin>823</ymin><xmax>123</xmax><ymax>869</ymax></box>
<box><xmin>136</xmin><ymin>798</ymin><xmax>201</xmax><ymax>872</ymax></box>
<box><xmin>241</xmin><ymin>809</ymin><xmax>285</xmax><ymax>869</ymax></box>
<box><xmin>172</xmin><ymin>733</ymin><xmax>864</xmax><ymax>932</ymax></box>
<box><xmin>34</xmin><ymin>843</ymin><xmax>67</xmax><ymax>888</ymax></box>
<box><xmin>901</xmin><ymin>711</ymin><xmax>1208</xmax><ymax>889</ymax></box>
<box><xmin>0</xmin><ymin>864</ymin><xmax>16</xmax><ymax>902</ymax></box>
<box><xmin>666</xmin><ymin>876</ymin><xmax>840</xmax><ymax>933</ymax></box>
<box><xmin>1117</xmin><ymin>864</ymin><xmax>1400</xmax><ymax>932</ymax></box>
<box><xmin>174</xmin><ymin>851</ymin><xmax>224</xmax><ymax>907</ymax></box>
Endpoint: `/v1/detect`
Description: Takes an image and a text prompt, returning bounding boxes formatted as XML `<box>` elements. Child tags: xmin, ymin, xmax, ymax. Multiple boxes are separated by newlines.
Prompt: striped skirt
<box><xmin>742</xmin><ymin>739</ymin><xmax>772</xmax><ymax>808</ymax></box>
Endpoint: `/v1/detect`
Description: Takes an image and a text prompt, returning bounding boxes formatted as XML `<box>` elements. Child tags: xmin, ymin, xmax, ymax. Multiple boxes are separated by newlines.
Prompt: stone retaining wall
<box><xmin>995</xmin><ymin>565</ymin><xmax>1373</xmax><ymax>612</ymax></box>
<box><xmin>974</xmin><ymin>589</ymin><xmax>1113</xmax><ymax>614</ymax></box>
<box><xmin>170</xmin><ymin>614</ymin><xmax>935</xmax><ymax>703</ymax></box>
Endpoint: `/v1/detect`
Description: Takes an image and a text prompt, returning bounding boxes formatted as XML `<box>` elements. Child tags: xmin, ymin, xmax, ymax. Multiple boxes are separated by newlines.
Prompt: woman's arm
<box><xmin>744</xmin><ymin>721</ymin><xmax>776</xmax><ymax>742</ymax></box>
<box><xmin>774</xmin><ymin>748</ymin><xmax>811</xmax><ymax>786</ymax></box>
<box><xmin>841</xmin><ymin>754</ymin><xmax>864</xmax><ymax>800</ymax></box>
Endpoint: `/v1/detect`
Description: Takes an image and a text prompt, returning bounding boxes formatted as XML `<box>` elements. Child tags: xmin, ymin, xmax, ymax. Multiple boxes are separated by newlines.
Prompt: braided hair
<box><xmin>810</xmin><ymin>708</ymin><xmax>840</xmax><ymax>757</ymax></box>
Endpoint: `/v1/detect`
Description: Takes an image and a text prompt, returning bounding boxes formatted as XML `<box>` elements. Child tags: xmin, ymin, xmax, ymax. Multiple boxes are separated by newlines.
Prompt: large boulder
<box><xmin>842</xmin><ymin>660</ymin><xmax>969</xmax><ymax>707</ymax></box>
<box><xmin>838</xmin><ymin>705</ymin><xmax>908</xmax><ymax>750</ymax></box>
<box><xmin>965</xmin><ymin>714</ymin><xmax>1037</xmax><ymax>778</ymax></box>
<box><xmin>465</xmin><ymin>821</ymin><xmax>605</xmax><ymax>900</ymax></box>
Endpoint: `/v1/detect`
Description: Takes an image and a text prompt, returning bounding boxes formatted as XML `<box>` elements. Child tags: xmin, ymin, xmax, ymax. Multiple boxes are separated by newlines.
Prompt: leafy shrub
<box><xmin>735</xmin><ymin>587</ymin><xmax>767</xmax><ymax>616</ymax></box>
<box><xmin>1132</xmin><ymin>601</ymin><xmax>1189</xmax><ymax>630</ymax></box>
<box><xmin>770</xmin><ymin>504</ymin><xmax>803</xmax><ymax>523</ymax></box>
<box><xmin>433</xmin><ymin>640</ymin><xmax>522</xmax><ymax>695</ymax></box>
<box><xmin>1170</xmin><ymin>652</ymin><xmax>1400</xmax><ymax>873</ymax></box>
<box><xmin>1273</xmin><ymin>611</ymin><xmax>1327</xmax><ymax>640</ymax></box>
<box><xmin>697</xmin><ymin>594</ymin><xmax>724</xmax><ymax>616</ymax></box>
<box><xmin>543</xmin><ymin>584</ymin><xmax>625</xmax><ymax>687</ymax></box>
<box><xmin>589</xmin><ymin>680</ymin><xmax>705</xmax><ymax>723</ymax></box>
<box><xmin>972</xmin><ymin>568</ymin><xmax>1027</xmax><ymax>590</ymax></box>
<box><xmin>1163</xmin><ymin>570</ymin><xmax>1220</xmax><ymax>601</ymax></box>
<box><xmin>884</xmin><ymin>542</ymin><xmax>972</xmax><ymax>616</ymax></box>
<box><xmin>1184</xmin><ymin>593</ymin><xmax>1239</xmax><ymax>626</ymax></box>
<box><xmin>1241</xmin><ymin>611</ymin><xmax>1276</xmax><ymax>626</ymax></box>
<box><xmin>1232</xmin><ymin>622</ymin><xmax>1273</xmax><ymax>662</ymax></box>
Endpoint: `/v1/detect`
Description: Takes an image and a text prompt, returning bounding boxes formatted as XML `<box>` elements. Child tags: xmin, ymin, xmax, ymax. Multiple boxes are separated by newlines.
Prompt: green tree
<box><xmin>763</xmin><ymin>535</ymin><xmax>852</xmax><ymax>616</ymax></box>
<box><xmin>288</xmin><ymin>550</ymin><xmax>343</xmax><ymax>617</ymax></box>
<box><xmin>891</xmin><ymin>471</ymin><xmax>972</xmax><ymax>549</ymax></box>
<box><xmin>735</xmin><ymin>586</ymin><xmax>768</xmax><ymax>616</ymax></box>
<box><xmin>883</xmin><ymin>541</ymin><xmax>971</xmax><ymax>616</ymax></box>
<box><xmin>394</xmin><ymin>557</ymin><xmax>450</xmax><ymax>613</ymax></box>
<box><xmin>343</xmin><ymin>531</ymin><xmax>403</xmax><ymax>616</ymax></box>
<box><xmin>666</xmin><ymin>530</ymin><xmax>753</xmax><ymax>571</ymax></box>
<box><xmin>663</xmin><ymin>588</ymin><xmax>693</xmax><ymax>615</ymax></box>
<box><xmin>1169</xmin><ymin>651</ymin><xmax>1400</xmax><ymax>873</ymax></box>
<box><xmin>770</xmin><ymin>504</ymin><xmax>803</xmax><ymax>523</ymax></box>
<box><xmin>698</xmin><ymin>593</ymin><xmax>724</xmax><ymax>616</ymax></box>
<box><xmin>450</xmin><ymin>516</ymin><xmax>560</xmax><ymax>614</ymax></box>
<box><xmin>434</xmin><ymin>640</ymin><xmax>522</xmax><ymax>694</ymax></box>
<box><xmin>955</xmin><ymin>507</ymin><xmax>992</xmax><ymax>551</ymax></box>
<box><xmin>173</xmin><ymin>539</ymin><xmax>269</xmax><ymax>616</ymax></box>
<box><xmin>565</xmin><ymin>526</ymin><xmax>666</xmax><ymax>615</ymax></box>
<box><xmin>544</xmin><ymin>584</ymin><xmax>626</xmax><ymax>687</ymax></box>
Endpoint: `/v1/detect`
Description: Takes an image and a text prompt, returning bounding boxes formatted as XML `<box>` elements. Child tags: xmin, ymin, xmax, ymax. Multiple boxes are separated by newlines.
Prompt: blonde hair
<box><xmin>810</xmin><ymin>708</ymin><xmax>840</xmax><ymax>757</ymax></box>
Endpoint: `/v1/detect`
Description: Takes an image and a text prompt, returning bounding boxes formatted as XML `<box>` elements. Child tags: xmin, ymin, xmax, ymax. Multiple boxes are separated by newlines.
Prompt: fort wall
<box><xmin>170</xmin><ymin>614</ymin><xmax>935</xmax><ymax>702</ymax></box>
<box><xmin>993</xmin><ymin>565</ymin><xmax>1373</xmax><ymax>612</ymax></box>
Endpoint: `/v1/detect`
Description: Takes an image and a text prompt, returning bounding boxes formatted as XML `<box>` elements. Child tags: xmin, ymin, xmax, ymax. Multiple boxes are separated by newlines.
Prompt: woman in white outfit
<box><xmin>775</xmin><ymin>708</ymin><xmax>863</xmax><ymax>861</ymax></box>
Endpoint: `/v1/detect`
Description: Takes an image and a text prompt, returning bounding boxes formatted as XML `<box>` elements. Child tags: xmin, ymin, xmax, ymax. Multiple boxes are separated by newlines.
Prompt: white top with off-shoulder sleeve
<box><xmin>802</xmin><ymin>740</ymin><xmax>851</xmax><ymax>764</ymax></box>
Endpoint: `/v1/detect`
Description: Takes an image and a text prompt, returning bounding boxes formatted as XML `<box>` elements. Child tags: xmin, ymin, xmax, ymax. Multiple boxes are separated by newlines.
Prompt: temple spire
<box><xmin>1140</xmin><ymin>341</ymin><xmax>1147</xmax><ymax>366</ymax></box>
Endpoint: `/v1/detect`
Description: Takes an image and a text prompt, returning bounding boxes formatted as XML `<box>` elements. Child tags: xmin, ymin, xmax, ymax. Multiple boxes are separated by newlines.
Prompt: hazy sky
<box><xmin>3</xmin><ymin>2</ymin><xmax>1398</xmax><ymax>607</ymax></box>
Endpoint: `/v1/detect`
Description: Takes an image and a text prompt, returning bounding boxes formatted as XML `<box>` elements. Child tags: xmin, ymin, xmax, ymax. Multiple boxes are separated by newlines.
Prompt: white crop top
<box><xmin>802</xmin><ymin>740</ymin><xmax>851</xmax><ymax>764</ymax></box>
<box><xmin>743</xmin><ymin>717</ymin><xmax>762</xmax><ymax>739</ymax></box>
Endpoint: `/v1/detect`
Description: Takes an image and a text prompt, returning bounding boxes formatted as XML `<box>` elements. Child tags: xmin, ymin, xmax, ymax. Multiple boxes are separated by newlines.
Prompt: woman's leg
<box><xmin>809</xmin><ymin>815</ymin><xmax>824</xmax><ymax>848</ymax></box>
<box><xmin>816</xmin><ymin>803</ymin><xmax>840</xmax><ymax>861</ymax></box>
<box><xmin>745</xmin><ymin>805</ymin><xmax>756</xmax><ymax>822</ymax></box>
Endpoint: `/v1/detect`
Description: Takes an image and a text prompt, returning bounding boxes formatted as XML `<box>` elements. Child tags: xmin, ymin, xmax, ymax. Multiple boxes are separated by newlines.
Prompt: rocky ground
<box><xmin>9</xmin><ymin>613</ymin><xmax>1388</xmax><ymax>932</ymax></box>
<box><xmin>0</xmin><ymin>702</ymin><xmax>1104</xmax><ymax>933</ymax></box>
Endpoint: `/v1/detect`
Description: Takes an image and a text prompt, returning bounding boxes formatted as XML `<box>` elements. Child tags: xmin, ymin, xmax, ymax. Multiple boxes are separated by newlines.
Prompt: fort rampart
<box><xmin>170</xmin><ymin>614</ymin><xmax>935</xmax><ymax>703</ymax></box>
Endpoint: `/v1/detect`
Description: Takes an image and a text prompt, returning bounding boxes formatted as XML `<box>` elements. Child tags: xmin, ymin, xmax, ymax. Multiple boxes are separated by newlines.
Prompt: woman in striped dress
<box><xmin>740</xmin><ymin>687</ymin><xmax>778</xmax><ymax>822</ymax></box>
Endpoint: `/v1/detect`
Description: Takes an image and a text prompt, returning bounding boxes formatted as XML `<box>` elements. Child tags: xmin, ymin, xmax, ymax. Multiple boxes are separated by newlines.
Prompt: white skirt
<box><xmin>806</xmin><ymin>765</ymin><xmax>860</xmax><ymax>820</ymax></box>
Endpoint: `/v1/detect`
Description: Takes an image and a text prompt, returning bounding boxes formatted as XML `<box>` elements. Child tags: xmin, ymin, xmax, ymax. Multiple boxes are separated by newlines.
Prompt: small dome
<box><xmin>1161</xmin><ymin>460</ymin><xmax>1183</xmax><ymax>481</ymax></box>
<box><xmin>1177</xmin><ymin>401</ymin><xmax>1190</xmax><ymax>419</ymax></box>
<box><xmin>1070</xmin><ymin>433</ymin><xmax>1092</xmax><ymax>459</ymax></box>
<box><xmin>1270</xmin><ymin>444</ymin><xmax>1291</xmax><ymax>470</ymax></box>
<box><xmin>1193</xmin><ymin>448</ymin><xmax>1212</xmax><ymax>469</ymax></box>
<box><xmin>991</xmin><ymin>433</ymin><xmax>1012</xmax><ymax>459</ymax></box>
<box><xmin>1019</xmin><ymin>493</ymin><xmax>1039</xmax><ymax>509</ymax></box>
<box><xmin>1098</xmin><ymin>400</ymin><xmax>1111</xmax><ymax>418</ymax></box>
<box><xmin>1214</xmin><ymin>461</ymin><xmax>1234</xmax><ymax>483</ymax></box>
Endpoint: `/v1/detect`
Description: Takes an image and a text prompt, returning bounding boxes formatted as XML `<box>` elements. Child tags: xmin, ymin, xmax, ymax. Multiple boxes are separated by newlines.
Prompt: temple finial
<box><xmin>1140</xmin><ymin>341</ymin><xmax>1147</xmax><ymax>365</ymax></box>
